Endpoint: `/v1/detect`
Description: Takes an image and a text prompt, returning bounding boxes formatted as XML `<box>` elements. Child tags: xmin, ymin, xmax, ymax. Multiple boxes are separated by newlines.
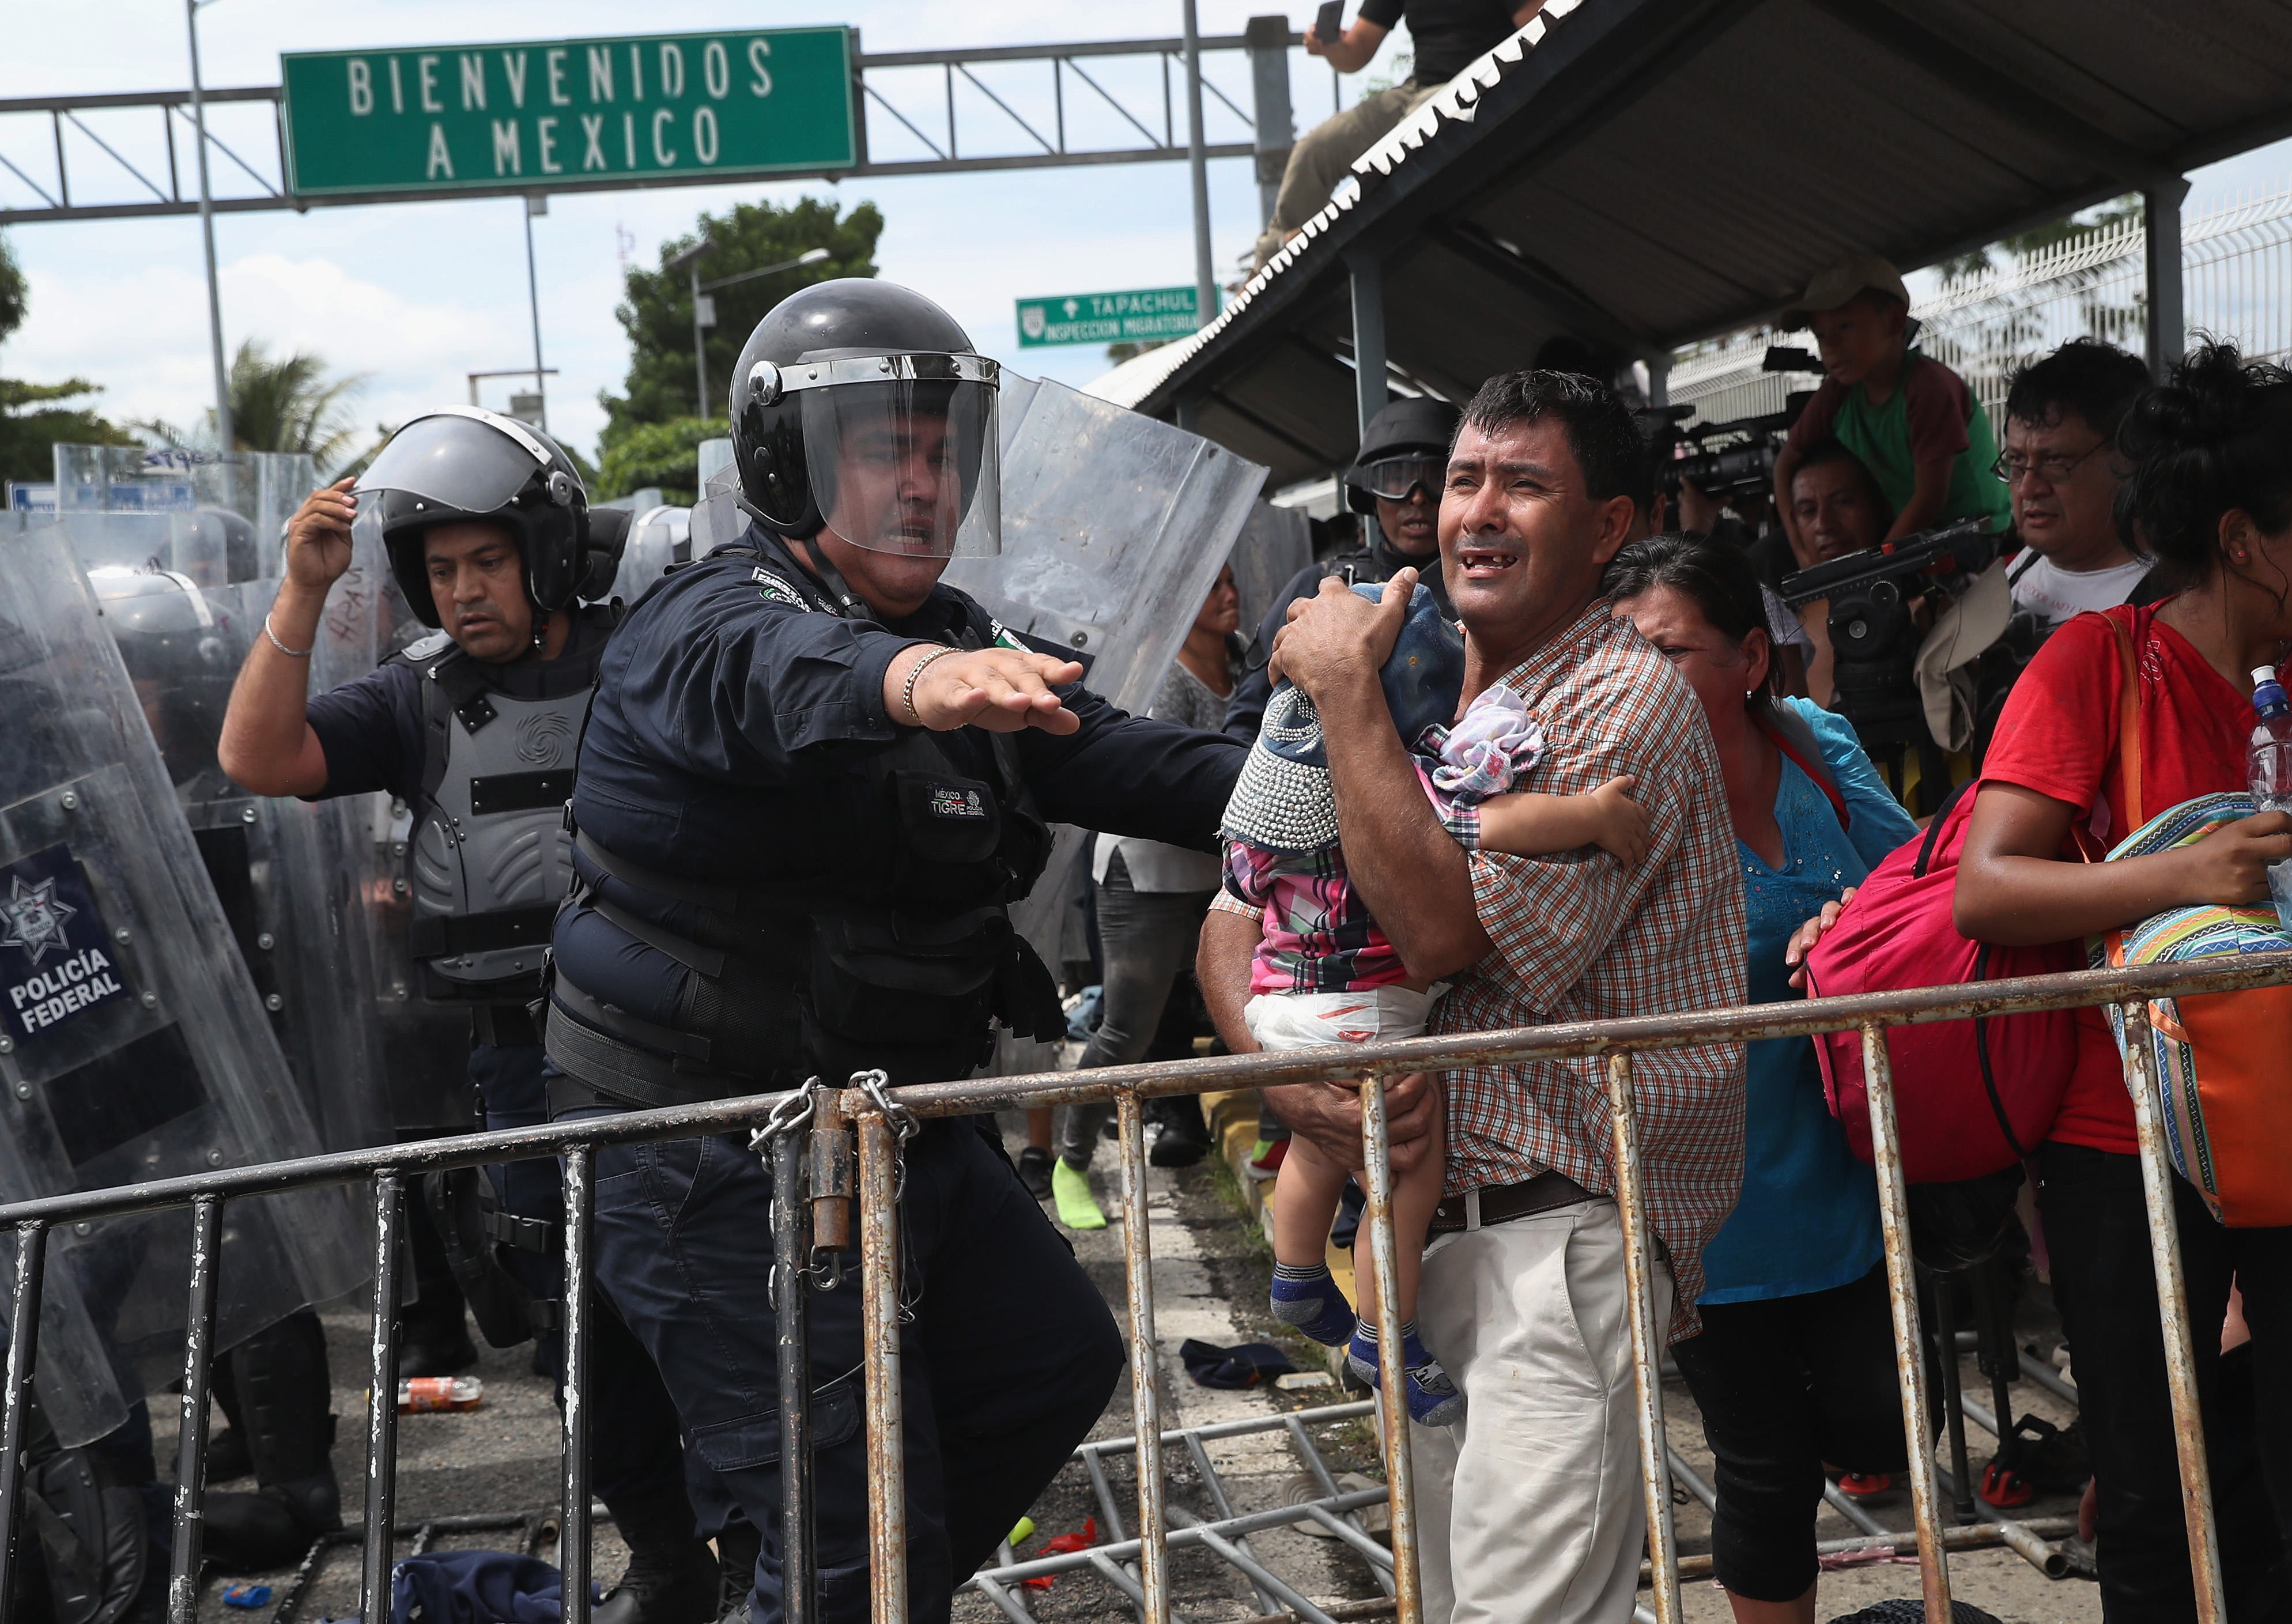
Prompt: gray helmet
<box><xmin>728</xmin><ymin>279</ymin><xmax>1001</xmax><ymax>558</ymax></box>
<box><xmin>356</xmin><ymin>407</ymin><xmax>630</xmax><ymax>630</ymax></box>
<box><xmin>85</xmin><ymin>568</ymin><xmax>232</xmax><ymax>787</ymax></box>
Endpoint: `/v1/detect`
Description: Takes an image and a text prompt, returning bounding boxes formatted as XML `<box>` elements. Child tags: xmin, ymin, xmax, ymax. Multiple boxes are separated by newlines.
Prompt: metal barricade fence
<box><xmin>0</xmin><ymin>948</ymin><xmax>2280</xmax><ymax>1624</ymax></box>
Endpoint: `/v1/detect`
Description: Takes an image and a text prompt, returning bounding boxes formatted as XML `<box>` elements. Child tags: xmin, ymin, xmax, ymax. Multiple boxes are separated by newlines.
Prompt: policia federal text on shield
<box><xmin>540</xmin><ymin>280</ymin><xmax>1243</xmax><ymax>1622</ymax></box>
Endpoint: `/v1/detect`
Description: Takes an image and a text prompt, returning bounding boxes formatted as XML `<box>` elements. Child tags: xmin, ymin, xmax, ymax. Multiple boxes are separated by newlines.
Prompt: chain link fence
<box><xmin>1664</xmin><ymin>180</ymin><xmax>2292</xmax><ymax>432</ymax></box>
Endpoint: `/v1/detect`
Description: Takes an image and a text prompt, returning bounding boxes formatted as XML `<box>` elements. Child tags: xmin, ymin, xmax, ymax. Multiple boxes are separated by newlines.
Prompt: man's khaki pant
<box><xmin>1253</xmin><ymin>80</ymin><xmax>1443</xmax><ymax>267</ymax></box>
<box><xmin>1406</xmin><ymin>1198</ymin><xmax>1675</xmax><ymax>1623</ymax></box>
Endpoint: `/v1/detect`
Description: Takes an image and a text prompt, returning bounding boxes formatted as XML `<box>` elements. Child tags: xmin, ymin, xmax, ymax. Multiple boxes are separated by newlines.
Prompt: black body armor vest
<box><xmin>545</xmin><ymin>541</ymin><xmax>1064</xmax><ymax>1107</ymax></box>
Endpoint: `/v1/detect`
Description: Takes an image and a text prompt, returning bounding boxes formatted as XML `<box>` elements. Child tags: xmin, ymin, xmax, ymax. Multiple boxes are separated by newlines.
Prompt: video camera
<box><xmin>1648</xmin><ymin>346</ymin><xmax>1822</xmax><ymax>503</ymax></box>
<box><xmin>1780</xmin><ymin>517</ymin><xmax>1998</xmax><ymax>753</ymax></box>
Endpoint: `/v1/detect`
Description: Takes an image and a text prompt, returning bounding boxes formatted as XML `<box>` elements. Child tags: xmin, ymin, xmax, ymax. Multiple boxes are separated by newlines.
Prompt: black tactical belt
<box><xmin>1427</xmin><ymin>1170</ymin><xmax>1598</xmax><ymax>1235</ymax></box>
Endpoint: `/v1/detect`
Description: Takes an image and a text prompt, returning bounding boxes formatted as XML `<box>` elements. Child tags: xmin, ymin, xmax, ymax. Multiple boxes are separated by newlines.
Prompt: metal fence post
<box><xmin>1860</xmin><ymin>1022</ymin><xmax>1952</xmax><ymax>1624</ymax></box>
<box><xmin>361</xmin><ymin>1171</ymin><xmax>407</xmax><ymax>1623</ymax></box>
<box><xmin>0</xmin><ymin>1222</ymin><xmax>48</xmax><ymax>1622</ymax></box>
<box><xmin>561</xmin><ymin>1146</ymin><xmax>595</xmax><ymax>1624</ymax></box>
<box><xmin>856</xmin><ymin>1109</ymin><xmax>907</xmax><ymax>1624</ymax></box>
<box><xmin>2120</xmin><ymin>1000</ymin><xmax>2224</xmax><ymax>1623</ymax></box>
<box><xmin>772</xmin><ymin>1128</ymin><xmax>818</xmax><ymax>1623</ymax></box>
<box><xmin>1116</xmin><ymin>1089</ymin><xmax>1170</xmax><ymax>1623</ymax></box>
<box><xmin>1605</xmin><ymin>1053</ymin><xmax>1680</xmax><ymax>1623</ymax></box>
<box><xmin>166</xmin><ymin>1194</ymin><xmax>224</xmax><ymax>1624</ymax></box>
<box><xmin>1357</xmin><ymin>1075</ymin><xmax>1422</xmax><ymax>1624</ymax></box>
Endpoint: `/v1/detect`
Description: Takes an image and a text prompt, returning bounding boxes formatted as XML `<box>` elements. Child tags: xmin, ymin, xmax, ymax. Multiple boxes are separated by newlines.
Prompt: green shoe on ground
<box><xmin>1051</xmin><ymin>1158</ymin><xmax>1107</xmax><ymax>1230</ymax></box>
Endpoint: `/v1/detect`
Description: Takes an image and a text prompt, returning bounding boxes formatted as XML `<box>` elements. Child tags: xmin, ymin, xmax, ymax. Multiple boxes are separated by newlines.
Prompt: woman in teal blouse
<box><xmin>1612</xmin><ymin>533</ymin><xmax>1920</xmax><ymax>1624</ymax></box>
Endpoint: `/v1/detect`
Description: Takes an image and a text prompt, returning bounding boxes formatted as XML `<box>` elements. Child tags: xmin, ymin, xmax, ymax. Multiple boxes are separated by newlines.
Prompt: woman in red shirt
<box><xmin>1962</xmin><ymin>343</ymin><xmax>2292</xmax><ymax>1621</ymax></box>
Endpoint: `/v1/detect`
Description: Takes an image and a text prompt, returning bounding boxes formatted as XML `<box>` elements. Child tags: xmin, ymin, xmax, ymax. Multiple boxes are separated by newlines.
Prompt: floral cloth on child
<box><xmin>1425</xmin><ymin>685</ymin><xmax>1545</xmax><ymax>805</ymax></box>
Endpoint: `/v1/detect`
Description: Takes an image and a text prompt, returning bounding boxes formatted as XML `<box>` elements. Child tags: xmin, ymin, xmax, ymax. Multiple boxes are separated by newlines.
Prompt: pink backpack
<box><xmin>1802</xmin><ymin>785</ymin><xmax>2081</xmax><ymax>1183</ymax></box>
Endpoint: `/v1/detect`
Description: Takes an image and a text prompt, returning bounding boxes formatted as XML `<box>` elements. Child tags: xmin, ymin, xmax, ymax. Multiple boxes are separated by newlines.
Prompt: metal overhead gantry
<box><xmin>0</xmin><ymin>29</ymin><xmax>1308</xmax><ymax>228</ymax></box>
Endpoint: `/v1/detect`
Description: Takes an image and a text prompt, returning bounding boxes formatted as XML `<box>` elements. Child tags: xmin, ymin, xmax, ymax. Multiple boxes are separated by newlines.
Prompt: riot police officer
<box><xmin>1225</xmin><ymin>394</ymin><xmax>1459</xmax><ymax>741</ymax></box>
<box><xmin>215</xmin><ymin>409</ymin><xmax>724</xmax><ymax>1624</ymax></box>
<box><xmin>541</xmin><ymin>279</ymin><xmax>1244</xmax><ymax>1623</ymax></box>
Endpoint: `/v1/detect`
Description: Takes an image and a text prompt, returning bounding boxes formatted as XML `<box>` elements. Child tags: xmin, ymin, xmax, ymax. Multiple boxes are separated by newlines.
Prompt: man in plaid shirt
<box><xmin>1201</xmin><ymin>371</ymin><xmax>1746</xmax><ymax>1623</ymax></box>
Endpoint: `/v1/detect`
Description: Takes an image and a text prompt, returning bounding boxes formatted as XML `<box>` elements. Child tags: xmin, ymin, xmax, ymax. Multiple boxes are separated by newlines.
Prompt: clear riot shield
<box><xmin>88</xmin><ymin>568</ymin><xmax>396</xmax><ymax>1157</ymax></box>
<box><xmin>54</xmin><ymin>508</ymin><xmax>231</xmax><ymax>587</ymax></box>
<box><xmin>609</xmin><ymin>504</ymin><xmax>693</xmax><ymax>603</ymax></box>
<box><xmin>54</xmin><ymin>444</ymin><xmax>317</xmax><ymax>580</ymax></box>
<box><xmin>1229</xmin><ymin>500</ymin><xmax>1313</xmax><ymax>647</ymax></box>
<box><xmin>0</xmin><ymin>527</ymin><xmax>364</xmax><ymax>1445</ymax></box>
<box><xmin>333</xmin><ymin>504</ymin><xmax>481</xmax><ymax>1136</ymax></box>
<box><xmin>944</xmin><ymin>375</ymin><xmax>1266</xmax><ymax>1071</ymax></box>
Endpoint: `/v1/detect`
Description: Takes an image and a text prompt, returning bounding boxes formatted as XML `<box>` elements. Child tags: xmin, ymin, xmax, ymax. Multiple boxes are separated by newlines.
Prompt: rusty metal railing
<box><xmin>0</xmin><ymin>948</ymin><xmax>2278</xmax><ymax>1624</ymax></box>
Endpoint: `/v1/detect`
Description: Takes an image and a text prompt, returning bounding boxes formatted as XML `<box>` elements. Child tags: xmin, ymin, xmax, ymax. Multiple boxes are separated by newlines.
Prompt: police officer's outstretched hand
<box><xmin>889</xmin><ymin>644</ymin><xmax>1085</xmax><ymax>735</ymax></box>
<box><xmin>285</xmin><ymin>478</ymin><xmax>358</xmax><ymax>595</ymax></box>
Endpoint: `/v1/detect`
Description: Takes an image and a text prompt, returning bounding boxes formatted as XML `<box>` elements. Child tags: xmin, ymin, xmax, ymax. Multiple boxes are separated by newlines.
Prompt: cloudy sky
<box><xmin>3</xmin><ymin>0</ymin><xmax>1408</xmax><ymax>466</ymax></box>
<box><xmin>7</xmin><ymin>2</ymin><xmax>2291</xmax><ymax>469</ymax></box>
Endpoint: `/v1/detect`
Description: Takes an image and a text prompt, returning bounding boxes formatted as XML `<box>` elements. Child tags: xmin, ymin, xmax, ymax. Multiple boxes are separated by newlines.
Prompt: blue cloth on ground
<box><xmin>388</xmin><ymin>1550</ymin><xmax>601</xmax><ymax>1623</ymax></box>
<box><xmin>1698</xmin><ymin>699</ymin><xmax>1919</xmax><ymax>1305</ymax></box>
<box><xmin>1179</xmin><ymin>1339</ymin><xmax>1298</xmax><ymax>1388</ymax></box>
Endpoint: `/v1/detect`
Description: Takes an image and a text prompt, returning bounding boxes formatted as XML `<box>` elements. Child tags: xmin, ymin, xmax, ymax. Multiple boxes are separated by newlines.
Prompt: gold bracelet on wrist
<box><xmin>900</xmin><ymin>645</ymin><xmax>957</xmax><ymax>726</ymax></box>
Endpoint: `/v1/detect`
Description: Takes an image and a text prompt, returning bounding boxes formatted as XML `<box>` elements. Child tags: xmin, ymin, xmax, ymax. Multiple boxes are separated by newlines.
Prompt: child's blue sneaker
<box><xmin>1347</xmin><ymin>1321</ymin><xmax>1464</xmax><ymax>1427</ymax></box>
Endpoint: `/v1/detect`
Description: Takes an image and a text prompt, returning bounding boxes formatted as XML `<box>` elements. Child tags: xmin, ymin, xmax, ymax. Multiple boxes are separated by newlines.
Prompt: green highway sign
<box><xmin>279</xmin><ymin>28</ymin><xmax>856</xmax><ymax>198</ymax></box>
<box><xmin>1015</xmin><ymin>286</ymin><xmax>1208</xmax><ymax>348</ymax></box>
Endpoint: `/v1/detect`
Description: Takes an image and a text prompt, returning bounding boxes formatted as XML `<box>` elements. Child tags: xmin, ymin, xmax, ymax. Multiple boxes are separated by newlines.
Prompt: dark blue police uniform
<box><xmin>543</xmin><ymin>530</ymin><xmax>1245</xmax><ymax>1622</ymax></box>
<box><xmin>305</xmin><ymin>614</ymin><xmax>693</xmax><ymax>1518</ymax></box>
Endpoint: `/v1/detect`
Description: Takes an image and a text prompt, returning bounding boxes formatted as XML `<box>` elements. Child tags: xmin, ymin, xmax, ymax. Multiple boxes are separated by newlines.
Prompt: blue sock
<box><xmin>1271</xmin><ymin>1262</ymin><xmax>1357</xmax><ymax>1346</ymax></box>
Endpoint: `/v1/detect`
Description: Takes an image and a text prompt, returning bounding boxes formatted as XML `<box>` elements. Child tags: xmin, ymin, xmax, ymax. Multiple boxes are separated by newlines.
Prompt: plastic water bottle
<box><xmin>397</xmin><ymin>1374</ymin><xmax>484</xmax><ymax>1413</ymax></box>
<box><xmin>2248</xmin><ymin>666</ymin><xmax>2292</xmax><ymax>930</ymax></box>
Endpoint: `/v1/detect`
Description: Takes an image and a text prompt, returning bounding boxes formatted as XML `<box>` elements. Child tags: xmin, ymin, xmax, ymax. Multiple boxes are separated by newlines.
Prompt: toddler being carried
<box><xmin>1221</xmin><ymin>583</ymin><xmax>1649</xmax><ymax>1425</ymax></box>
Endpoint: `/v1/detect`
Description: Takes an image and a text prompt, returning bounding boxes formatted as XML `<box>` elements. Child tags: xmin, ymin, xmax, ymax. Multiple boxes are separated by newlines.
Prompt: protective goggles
<box><xmin>1356</xmin><ymin>454</ymin><xmax>1445</xmax><ymax>503</ymax></box>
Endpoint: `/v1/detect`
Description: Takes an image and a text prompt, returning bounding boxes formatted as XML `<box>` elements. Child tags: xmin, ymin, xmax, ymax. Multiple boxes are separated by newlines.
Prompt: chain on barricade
<box><xmin>847</xmin><ymin>1067</ymin><xmax>926</xmax><ymax>1325</ymax></box>
<box><xmin>752</xmin><ymin>1079</ymin><xmax>852</xmax><ymax>1298</ymax></box>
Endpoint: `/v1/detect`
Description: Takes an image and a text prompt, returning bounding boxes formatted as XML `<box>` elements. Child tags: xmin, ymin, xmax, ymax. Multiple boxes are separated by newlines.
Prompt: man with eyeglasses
<box><xmin>1997</xmin><ymin>338</ymin><xmax>2157</xmax><ymax>626</ymax></box>
<box><xmin>1959</xmin><ymin>340</ymin><xmax>2162</xmax><ymax>768</ymax></box>
<box><xmin>1226</xmin><ymin>396</ymin><xmax>1459</xmax><ymax>744</ymax></box>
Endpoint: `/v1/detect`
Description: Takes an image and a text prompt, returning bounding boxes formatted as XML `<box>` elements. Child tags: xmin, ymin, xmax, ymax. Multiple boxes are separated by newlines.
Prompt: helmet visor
<box><xmin>1357</xmin><ymin>454</ymin><xmax>1445</xmax><ymax>503</ymax></box>
<box><xmin>354</xmin><ymin>410</ymin><xmax>549</xmax><ymax>514</ymax></box>
<box><xmin>800</xmin><ymin>373</ymin><xmax>999</xmax><ymax>558</ymax></box>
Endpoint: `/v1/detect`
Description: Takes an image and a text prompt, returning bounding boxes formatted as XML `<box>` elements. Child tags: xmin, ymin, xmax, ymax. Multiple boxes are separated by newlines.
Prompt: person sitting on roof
<box><xmin>1770</xmin><ymin>254</ymin><xmax>2011</xmax><ymax>568</ymax></box>
<box><xmin>1253</xmin><ymin>1</ymin><xmax>1546</xmax><ymax>271</ymax></box>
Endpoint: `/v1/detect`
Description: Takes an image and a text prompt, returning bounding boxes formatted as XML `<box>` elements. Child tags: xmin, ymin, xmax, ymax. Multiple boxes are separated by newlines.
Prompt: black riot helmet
<box><xmin>356</xmin><ymin>407</ymin><xmax>630</xmax><ymax>635</ymax></box>
<box><xmin>728</xmin><ymin>279</ymin><xmax>1001</xmax><ymax>558</ymax></box>
<box><xmin>1345</xmin><ymin>396</ymin><xmax>1462</xmax><ymax>515</ymax></box>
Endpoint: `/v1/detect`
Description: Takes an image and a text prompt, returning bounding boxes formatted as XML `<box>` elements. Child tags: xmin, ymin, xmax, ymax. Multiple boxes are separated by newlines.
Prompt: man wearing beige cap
<box><xmin>1771</xmin><ymin>253</ymin><xmax>2010</xmax><ymax>567</ymax></box>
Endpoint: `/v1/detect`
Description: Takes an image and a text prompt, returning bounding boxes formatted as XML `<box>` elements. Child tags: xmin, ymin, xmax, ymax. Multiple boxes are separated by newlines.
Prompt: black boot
<box><xmin>400</xmin><ymin>1196</ymin><xmax>481</xmax><ymax>1377</ymax></box>
<box><xmin>205</xmin><ymin>1351</ymin><xmax>253</xmax><ymax>1485</ymax></box>
<box><xmin>593</xmin><ymin>1486</ymin><xmax>720</xmax><ymax>1624</ymax></box>
<box><xmin>202</xmin><ymin>1312</ymin><xmax>343</xmax><ymax>1572</ymax></box>
<box><xmin>714</xmin><ymin>1516</ymin><xmax>762</xmax><ymax>1621</ymax></box>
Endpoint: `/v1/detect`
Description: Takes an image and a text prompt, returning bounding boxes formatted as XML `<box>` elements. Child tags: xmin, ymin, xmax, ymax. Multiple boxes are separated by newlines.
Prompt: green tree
<box><xmin>1</xmin><ymin>379</ymin><xmax>137</xmax><ymax>485</ymax></box>
<box><xmin>0</xmin><ymin>233</ymin><xmax>25</xmax><ymax>341</ymax></box>
<box><xmin>596</xmin><ymin>417</ymin><xmax>726</xmax><ymax>504</ymax></box>
<box><xmin>600</xmin><ymin>196</ymin><xmax>880</xmax><ymax>452</ymax></box>
<box><xmin>0</xmin><ymin>232</ymin><xmax>137</xmax><ymax>485</ymax></box>
<box><xmin>220</xmin><ymin>339</ymin><xmax>367</xmax><ymax>470</ymax></box>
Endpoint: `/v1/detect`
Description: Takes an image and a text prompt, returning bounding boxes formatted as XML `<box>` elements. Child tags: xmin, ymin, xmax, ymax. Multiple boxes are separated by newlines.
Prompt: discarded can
<box><xmin>222</xmin><ymin>1583</ymin><xmax>274</xmax><ymax>1608</ymax></box>
<box><xmin>397</xmin><ymin>1374</ymin><xmax>484</xmax><ymax>1412</ymax></box>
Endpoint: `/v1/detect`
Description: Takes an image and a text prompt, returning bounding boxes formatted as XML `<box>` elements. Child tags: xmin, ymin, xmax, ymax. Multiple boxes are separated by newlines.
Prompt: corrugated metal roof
<box><xmin>1132</xmin><ymin>0</ymin><xmax>2292</xmax><ymax>486</ymax></box>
